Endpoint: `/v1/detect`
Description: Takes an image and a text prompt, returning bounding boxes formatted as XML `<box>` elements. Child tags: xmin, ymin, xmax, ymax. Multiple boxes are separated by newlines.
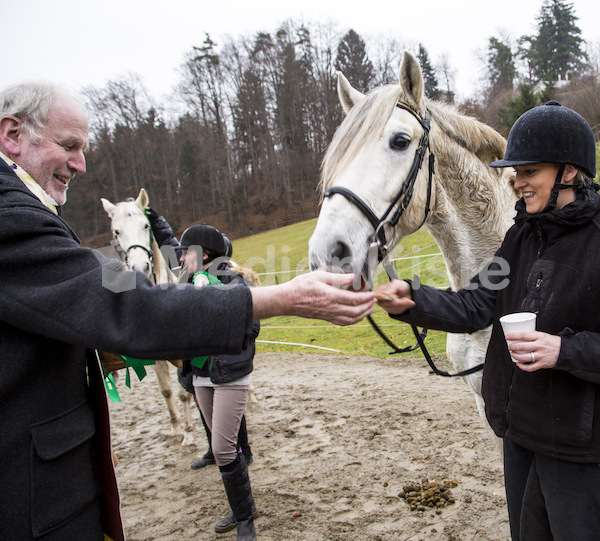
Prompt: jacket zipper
<box><xmin>532</xmin><ymin>272</ymin><xmax>542</xmax><ymax>315</ymax></box>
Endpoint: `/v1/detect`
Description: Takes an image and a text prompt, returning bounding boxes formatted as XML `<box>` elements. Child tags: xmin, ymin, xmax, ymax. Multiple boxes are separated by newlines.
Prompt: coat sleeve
<box><xmin>555</xmin><ymin>329</ymin><xmax>600</xmax><ymax>384</ymax></box>
<box><xmin>0</xmin><ymin>204</ymin><xmax>253</xmax><ymax>360</ymax></box>
<box><xmin>392</xmin><ymin>257</ymin><xmax>503</xmax><ymax>333</ymax></box>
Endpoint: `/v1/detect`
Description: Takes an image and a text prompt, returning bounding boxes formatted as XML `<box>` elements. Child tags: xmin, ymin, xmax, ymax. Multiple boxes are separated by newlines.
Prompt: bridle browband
<box><xmin>323</xmin><ymin>101</ymin><xmax>483</xmax><ymax>378</ymax></box>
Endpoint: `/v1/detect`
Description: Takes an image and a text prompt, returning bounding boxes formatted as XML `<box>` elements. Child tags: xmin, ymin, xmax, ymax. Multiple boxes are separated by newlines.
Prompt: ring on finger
<box><xmin>530</xmin><ymin>351</ymin><xmax>535</xmax><ymax>363</ymax></box>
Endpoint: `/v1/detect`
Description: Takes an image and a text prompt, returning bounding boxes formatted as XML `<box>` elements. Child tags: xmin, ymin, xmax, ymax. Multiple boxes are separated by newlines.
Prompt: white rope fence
<box><xmin>253</xmin><ymin>247</ymin><xmax>450</xmax><ymax>353</ymax></box>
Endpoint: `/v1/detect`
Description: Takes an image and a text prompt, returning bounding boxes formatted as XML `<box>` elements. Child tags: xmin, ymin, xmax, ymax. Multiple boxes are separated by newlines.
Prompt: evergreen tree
<box><xmin>522</xmin><ymin>0</ymin><xmax>586</xmax><ymax>84</ymax></box>
<box><xmin>487</xmin><ymin>36</ymin><xmax>516</xmax><ymax>94</ymax></box>
<box><xmin>417</xmin><ymin>44</ymin><xmax>440</xmax><ymax>99</ymax></box>
<box><xmin>498</xmin><ymin>84</ymin><xmax>539</xmax><ymax>134</ymax></box>
<box><xmin>334</xmin><ymin>29</ymin><xmax>374</xmax><ymax>93</ymax></box>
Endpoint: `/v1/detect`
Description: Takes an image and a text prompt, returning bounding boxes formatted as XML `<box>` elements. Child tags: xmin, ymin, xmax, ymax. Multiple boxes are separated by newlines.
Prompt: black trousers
<box><xmin>503</xmin><ymin>438</ymin><xmax>600</xmax><ymax>541</ymax></box>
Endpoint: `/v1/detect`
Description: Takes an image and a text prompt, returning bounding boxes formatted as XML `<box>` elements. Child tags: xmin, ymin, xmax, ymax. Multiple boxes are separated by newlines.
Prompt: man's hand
<box><xmin>251</xmin><ymin>271</ymin><xmax>376</xmax><ymax>326</ymax></box>
<box><xmin>373</xmin><ymin>280</ymin><xmax>415</xmax><ymax>315</ymax></box>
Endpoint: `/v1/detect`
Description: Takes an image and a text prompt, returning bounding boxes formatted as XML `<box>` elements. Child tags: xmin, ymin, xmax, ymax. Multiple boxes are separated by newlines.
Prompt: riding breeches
<box><xmin>194</xmin><ymin>384</ymin><xmax>249</xmax><ymax>466</ymax></box>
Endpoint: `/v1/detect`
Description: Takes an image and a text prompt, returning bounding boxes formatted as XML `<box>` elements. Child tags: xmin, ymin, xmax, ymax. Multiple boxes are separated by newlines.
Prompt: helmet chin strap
<box><xmin>544</xmin><ymin>164</ymin><xmax>568</xmax><ymax>212</ymax></box>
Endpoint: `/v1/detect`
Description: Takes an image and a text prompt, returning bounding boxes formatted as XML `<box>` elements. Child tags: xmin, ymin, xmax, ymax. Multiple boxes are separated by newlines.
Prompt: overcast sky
<box><xmin>4</xmin><ymin>0</ymin><xmax>599</xmax><ymax>103</ymax></box>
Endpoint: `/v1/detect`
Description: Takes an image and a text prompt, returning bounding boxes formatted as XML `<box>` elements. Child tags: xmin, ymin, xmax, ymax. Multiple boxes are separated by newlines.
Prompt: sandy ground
<box><xmin>109</xmin><ymin>352</ymin><xmax>511</xmax><ymax>541</ymax></box>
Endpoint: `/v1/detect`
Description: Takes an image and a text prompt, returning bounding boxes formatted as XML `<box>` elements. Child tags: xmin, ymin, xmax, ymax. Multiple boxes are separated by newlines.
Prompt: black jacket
<box><xmin>183</xmin><ymin>265</ymin><xmax>260</xmax><ymax>385</ymax></box>
<box><xmin>0</xmin><ymin>161</ymin><xmax>254</xmax><ymax>540</ymax></box>
<box><xmin>395</xmin><ymin>188</ymin><xmax>600</xmax><ymax>463</ymax></box>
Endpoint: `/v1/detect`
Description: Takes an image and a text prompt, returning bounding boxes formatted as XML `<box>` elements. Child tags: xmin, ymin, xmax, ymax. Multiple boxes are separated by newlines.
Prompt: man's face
<box><xmin>17</xmin><ymin>93</ymin><xmax>89</xmax><ymax>205</ymax></box>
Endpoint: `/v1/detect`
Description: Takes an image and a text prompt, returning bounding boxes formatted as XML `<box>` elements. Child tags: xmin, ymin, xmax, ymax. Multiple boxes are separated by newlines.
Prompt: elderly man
<box><xmin>0</xmin><ymin>83</ymin><xmax>375</xmax><ymax>541</ymax></box>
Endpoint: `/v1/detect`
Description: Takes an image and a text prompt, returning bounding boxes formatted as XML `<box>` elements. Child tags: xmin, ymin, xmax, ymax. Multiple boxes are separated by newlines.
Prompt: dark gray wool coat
<box><xmin>0</xmin><ymin>161</ymin><xmax>254</xmax><ymax>540</ymax></box>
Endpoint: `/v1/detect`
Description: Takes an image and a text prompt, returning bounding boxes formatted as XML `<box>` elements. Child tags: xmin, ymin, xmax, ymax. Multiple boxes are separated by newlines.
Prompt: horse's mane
<box><xmin>320</xmin><ymin>84</ymin><xmax>512</xmax><ymax>193</ymax></box>
<box><xmin>426</xmin><ymin>100</ymin><xmax>507</xmax><ymax>171</ymax></box>
<box><xmin>320</xmin><ymin>86</ymin><xmax>400</xmax><ymax>191</ymax></box>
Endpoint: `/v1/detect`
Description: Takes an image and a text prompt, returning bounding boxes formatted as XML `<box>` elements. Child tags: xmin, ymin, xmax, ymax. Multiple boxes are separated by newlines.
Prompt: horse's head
<box><xmin>308</xmin><ymin>52</ymin><xmax>436</xmax><ymax>286</ymax></box>
<box><xmin>101</xmin><ymin>188</ymin><xmax>154</xmax><ymax>278</ymax></box>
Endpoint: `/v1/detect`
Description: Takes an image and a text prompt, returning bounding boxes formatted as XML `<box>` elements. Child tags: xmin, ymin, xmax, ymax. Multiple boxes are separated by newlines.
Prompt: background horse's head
<box><xmin>101</xmin><ymin>188</ymin><xmax>154</xmax><ymax>278</ymax></box>
<box><xmin>308</xmin><ymin>51</ymin><xmax>515</xmax><ymax>288</ymax></box>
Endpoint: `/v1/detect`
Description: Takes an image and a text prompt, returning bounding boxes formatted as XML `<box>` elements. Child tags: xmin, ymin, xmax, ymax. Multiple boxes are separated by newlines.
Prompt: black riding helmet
<box><xmin>177</xmin><ymin>224</ymin><xmax>226</xmax><ymax>259</ymax></box>
<box><xmin>490</xmin><ymin>101</ymin><xmax>597</xmax><ymax>211</ymax></box>
<box><xmin>222</xmin><ymin>234</ymin><xmax>233</xmax><ymax>258</ymax></box>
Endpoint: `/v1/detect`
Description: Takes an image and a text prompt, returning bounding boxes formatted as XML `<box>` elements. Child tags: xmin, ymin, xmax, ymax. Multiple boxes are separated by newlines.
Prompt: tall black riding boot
<box><xmin>220</xmin><ymin>456</ymin><xmax>256</xmax><ymax>541</ymax></box>
<box><xmin>237</xmin><ymin>414</ymin><xmax>253</xmax><ymax>464</ymax></box>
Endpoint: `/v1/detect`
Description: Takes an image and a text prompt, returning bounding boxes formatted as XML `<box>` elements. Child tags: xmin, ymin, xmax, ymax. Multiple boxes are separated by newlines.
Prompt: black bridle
<box><xmin>324</xmin><ymin>102</ymin><xmax>434</xmax><ymax>263</ymax></box>
<box><xmin>122</xmin><ymin>243</ymin><xmax>153</xmax><ymax>267</ymax></box>
<box><xmin>323</xmin><ymin>101</ymin><xmax>483</xmax><ymax>378</ymax></box>
<box><xmin>113</xmin><ymin>212</ymin><xmax>155</xmax><ymax>273</ymax></box>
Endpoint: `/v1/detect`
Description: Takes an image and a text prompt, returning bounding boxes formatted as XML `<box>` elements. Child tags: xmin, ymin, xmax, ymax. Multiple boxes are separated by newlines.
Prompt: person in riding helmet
<box><xmin>177</xmin><ymin>224</ymin><xmax>260</xmax><ymax>541</ymax></box>
<box><xmin>375</xmin><ymin>101</ymin><xmax>600</xmax><ymax>541</ymax></box>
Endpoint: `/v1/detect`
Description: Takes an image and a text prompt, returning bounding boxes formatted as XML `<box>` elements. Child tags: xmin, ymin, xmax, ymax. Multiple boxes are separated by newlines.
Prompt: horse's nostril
<box><xmin>331</xmin><ymin>241</ymin><xmax>354</xmax><ymax>273</ymax></box>
<box><xmin>332</xmin><ymin>241</ymin><xmax>351</xmax><ymax>261</ymax></box>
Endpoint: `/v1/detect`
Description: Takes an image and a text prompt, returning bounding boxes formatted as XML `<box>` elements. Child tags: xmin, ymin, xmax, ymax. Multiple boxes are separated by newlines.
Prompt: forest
<box><xmin>64</xmin><ymin>0</ymin><xmax>600</xmax><ymax>245</ymax></box>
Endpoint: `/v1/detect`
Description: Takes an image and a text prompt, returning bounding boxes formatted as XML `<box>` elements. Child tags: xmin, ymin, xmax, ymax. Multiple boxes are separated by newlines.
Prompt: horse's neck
<box><xmin>150</xmin><ymin>238</ymin><xmax>177</xmax><ymax>285</ymax></box>
<box><xmin>426</xmin><ymin>176</ymin><xmax>516</xmax><ymax>290</ymax></box>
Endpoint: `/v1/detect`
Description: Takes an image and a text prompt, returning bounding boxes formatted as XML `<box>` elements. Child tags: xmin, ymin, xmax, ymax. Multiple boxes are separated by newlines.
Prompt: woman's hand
<box><xmin>506</xmin><ymin>331</ymin><xmax>561</xmax><ymax>371</ymax></box>
<box><xmin>373</xmin><ymin>280</ymin><xmax>416</xmax><ymax>315</ymax></box>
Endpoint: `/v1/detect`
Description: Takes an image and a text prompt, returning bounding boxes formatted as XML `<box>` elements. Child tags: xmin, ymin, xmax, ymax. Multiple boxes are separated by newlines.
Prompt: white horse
<box><xmin>308</xmin><ymin>52</ymin><xmax>518</xmax><ymax>446</ymax></box>
<box><xmin>100</xmin><ymin>188</ymin><xmax>195</xmax><ymax>446</ymax></box>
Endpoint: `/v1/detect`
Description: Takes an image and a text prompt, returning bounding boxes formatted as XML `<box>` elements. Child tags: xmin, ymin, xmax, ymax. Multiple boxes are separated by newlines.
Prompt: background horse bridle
<box><xmin>323</xmin><ymin>102</ymin><xmax>483</xmax><ymax>378</ymax></box>
<box><xmin>113</xmin><ymin>211</ymin><xmax>155</xmax><ymax>273</ymax></box>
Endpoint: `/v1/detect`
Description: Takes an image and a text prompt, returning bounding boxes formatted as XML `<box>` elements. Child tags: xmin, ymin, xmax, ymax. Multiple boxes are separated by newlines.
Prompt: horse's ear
<box><xmin>338</xmin><ymin>72</ymin><xmax>365</xmax><ymax>113</ymax></box>
<box><xmin>399</xmin><ymin>51</ymin><xmax>424</xmax><ymax>107</ymax></box>
<box><xmin>101</xmin><ymin>198</ymin><xmax>116</xmax><ymax>217</ymax></box>
<box><xmin>136</xmin><ymin>188</ymin><xmax>149</xmax><ymax>210</ymax></box>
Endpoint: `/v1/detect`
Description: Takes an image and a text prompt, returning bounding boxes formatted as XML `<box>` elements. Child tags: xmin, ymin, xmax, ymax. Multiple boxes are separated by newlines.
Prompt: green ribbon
<box><xmin>101</xmin><ymin>356</ymin><xmax>158</xmax><ymax>401</ymax></box>
<box><xmin>190</xmin><ymin>356</ymin><xmax>208</xmax><ymax>369</ymax></box>
<box><xmin>120</xmin><ymin>356</ymin><xmax>156</xmax><ymax>387</ymax></box>
<box><xmin>104</xmin><ymin>372</ymin><xmax>121</xmax><ymax>402</ymax></box>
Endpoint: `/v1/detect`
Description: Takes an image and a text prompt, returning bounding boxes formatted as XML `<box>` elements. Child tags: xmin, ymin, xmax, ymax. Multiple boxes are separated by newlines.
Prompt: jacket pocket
<box><xmin>30</xmin><ymin>401</ymin><xmax>101</xmax><ymax>537</ymax></box>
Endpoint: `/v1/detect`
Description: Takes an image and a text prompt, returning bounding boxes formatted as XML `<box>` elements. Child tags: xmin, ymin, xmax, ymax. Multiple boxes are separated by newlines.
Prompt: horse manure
<box><xmin>398</xmin><ymin>478</ymin><xmax>458</xmax><ymax>511</ymax></box>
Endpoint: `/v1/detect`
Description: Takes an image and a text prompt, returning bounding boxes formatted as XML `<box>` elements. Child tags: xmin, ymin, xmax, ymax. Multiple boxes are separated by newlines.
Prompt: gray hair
<box><xmin>0</xmin><ymin>83</ymin><xmax>59</xmax><ymax>143</ymax></box>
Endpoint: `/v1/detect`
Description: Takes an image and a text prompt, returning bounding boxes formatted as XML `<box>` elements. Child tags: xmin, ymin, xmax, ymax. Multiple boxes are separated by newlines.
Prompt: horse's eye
<box><xmin>144</xmin><ymin>223</ymin><xmax>150</xmax><ymax>229</ymax></box>
<box><xmin>114</xmin><ymin>230</ymin><xmax>121</xmax><ymax>236</ymax></box>
<box><xmin>390</xmin><ymin>134</ymin><xmax>411</xmax><ymax>151</ymax></box>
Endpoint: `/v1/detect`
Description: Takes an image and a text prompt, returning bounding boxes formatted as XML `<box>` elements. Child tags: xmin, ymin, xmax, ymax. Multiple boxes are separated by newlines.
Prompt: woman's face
<box><xmin>180</xmin><ymin>248</ymin><xmax>199</xmax><ymax>275</ymax></box>
<box><xmin>513</xmin><ymin>163</ymin><xmax>577</xmax><ymax>213</ymax></box>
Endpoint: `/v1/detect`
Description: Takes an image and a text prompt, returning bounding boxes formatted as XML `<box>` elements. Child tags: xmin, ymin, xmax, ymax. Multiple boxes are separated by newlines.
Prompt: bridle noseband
<box><xmin>122</xmin><ymin>243</ymin><xmax>153</xmax><ymax>267</ymax></box>
<box><xmin>323</xmin><ymin>101</ymin><xmax>435</xmax><ymax>264</ymax></box>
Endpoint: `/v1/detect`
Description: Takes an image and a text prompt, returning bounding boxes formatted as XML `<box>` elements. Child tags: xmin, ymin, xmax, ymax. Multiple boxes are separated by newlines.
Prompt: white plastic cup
<box><xmin>499</xmin><ymin>312</ymin><xmax>537</xmax><ymax>362</ymax></box>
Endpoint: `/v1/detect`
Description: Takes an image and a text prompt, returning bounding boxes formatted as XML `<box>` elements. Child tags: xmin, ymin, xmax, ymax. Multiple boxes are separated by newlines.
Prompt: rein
<box><xmin>323</xmin><ymin>101</ymin><xmax>482</xmax><ymax>378</ymax></box>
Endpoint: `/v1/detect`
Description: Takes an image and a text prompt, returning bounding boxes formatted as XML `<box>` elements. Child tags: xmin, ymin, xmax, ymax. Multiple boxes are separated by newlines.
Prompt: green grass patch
<box><xmin>232</xmin><ymin>219</ymin><xmax>450</xmax><ymax>359</ymax></box>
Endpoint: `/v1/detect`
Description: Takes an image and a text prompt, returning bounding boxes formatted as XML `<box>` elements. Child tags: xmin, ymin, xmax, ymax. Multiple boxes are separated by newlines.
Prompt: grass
<box><xmin>231</xmin><ymin>219</ymin><xmax>451</xmax><ymax>359</ymax></box>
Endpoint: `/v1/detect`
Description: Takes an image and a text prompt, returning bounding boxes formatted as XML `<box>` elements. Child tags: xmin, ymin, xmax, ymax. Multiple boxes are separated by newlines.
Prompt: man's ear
<box><xmin>0</xmin><ymin>115</ymin><xmax>23</xmax><ymax>156</ymax></box>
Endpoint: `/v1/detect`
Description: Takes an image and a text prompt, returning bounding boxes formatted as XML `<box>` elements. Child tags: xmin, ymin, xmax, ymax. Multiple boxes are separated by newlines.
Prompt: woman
<box><xmin>178</xmin><ymin>224</ymin><xmax>260</xmax><ymax>541</ymax></box>
<box><xmin>375</xmin><ymin>101</ymin><xmax>600</xmax><ymax>541</ymax></box>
